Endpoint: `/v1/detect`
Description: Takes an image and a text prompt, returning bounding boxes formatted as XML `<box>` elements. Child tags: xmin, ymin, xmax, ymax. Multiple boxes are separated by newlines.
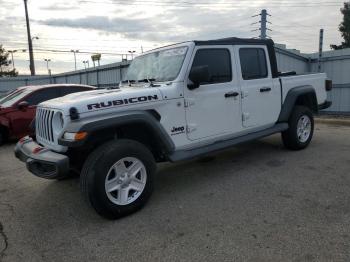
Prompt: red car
<box><xmin>0</xmin><ymin>84</ymin><xmax>96</xmax><ymax>145</ymax></box>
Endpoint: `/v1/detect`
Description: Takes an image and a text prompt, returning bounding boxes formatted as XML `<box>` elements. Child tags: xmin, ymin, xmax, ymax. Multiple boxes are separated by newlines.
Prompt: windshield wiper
<box><xmin>121</xmin><ymin>79</ymin><xmax>136</xmax><ymax>83</ymax></box>
<box><xmin>137</xmin><ymin>78</ymin><xmax>156</xmax><ymax>83</ymax></box>
<box><xmin>121</xmin><ymin>79</ymin><xmax>137</xmax><ymax>86</ymax></box>
<box><xmin>137</xmin><ymin>78</ymin><xmax>160</xmax><ymax>87</ymax></box>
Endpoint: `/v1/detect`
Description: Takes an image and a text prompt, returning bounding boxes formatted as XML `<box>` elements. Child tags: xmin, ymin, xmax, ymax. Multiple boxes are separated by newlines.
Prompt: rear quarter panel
<box><xmin>280</xmin><ymin>73</ymin><xmax>327</xmax><ymax>105</ymax></box>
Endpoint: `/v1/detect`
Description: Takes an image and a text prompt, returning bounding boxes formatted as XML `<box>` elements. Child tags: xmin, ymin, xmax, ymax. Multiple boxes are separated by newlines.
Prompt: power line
<box><xmin>77</xmin><ymin>0</ymin><xmax>343</xmax><ymax>8</ymax></box>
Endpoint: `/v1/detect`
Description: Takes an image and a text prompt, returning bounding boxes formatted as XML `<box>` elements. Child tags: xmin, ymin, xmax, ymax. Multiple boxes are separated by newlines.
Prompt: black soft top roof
<box><xmin>194</xmin><ymin>37</ymin><xmax>278</xmax><ymax>78</ymax></box>
<box><xmin>194</xmin><ymin>37</ymin><xmax>274</xmax><ymax>47</ymax></box>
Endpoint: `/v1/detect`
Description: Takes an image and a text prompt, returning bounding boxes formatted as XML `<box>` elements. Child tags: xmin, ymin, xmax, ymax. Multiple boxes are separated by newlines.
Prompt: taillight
<box><xmin>325</xmin><ymin>79</ymin><xmax>332</xmax><ymax>91</ymax></box>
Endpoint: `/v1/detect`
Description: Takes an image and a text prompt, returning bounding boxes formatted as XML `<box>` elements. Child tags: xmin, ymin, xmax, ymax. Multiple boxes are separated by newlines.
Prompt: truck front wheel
<box><xmin>80</xmin><ymin>139</ymin><xmax>156</xmax><ymax>219</ymax></box>
<box><xmin>282</xmin><ymin>106</ymin><xmax>314</xmax><ymax>150</ymax></box>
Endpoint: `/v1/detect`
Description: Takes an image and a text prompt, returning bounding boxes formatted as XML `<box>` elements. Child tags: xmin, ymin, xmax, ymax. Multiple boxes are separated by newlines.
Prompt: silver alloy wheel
<box><xmin>105</xmin><ymin>157</ymin><xmax>147</xmax><ymax>206</ymax></box>
<box><xmin>297</xmin><ymin>115</ymin><xmax>312</xmax><ymax>143</ymax></box>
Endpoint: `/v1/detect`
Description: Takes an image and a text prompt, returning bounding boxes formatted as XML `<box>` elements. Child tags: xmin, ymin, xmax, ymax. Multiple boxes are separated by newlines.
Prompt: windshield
<box><xmin>0</xmin><ymin>90</ymin><xmax>31</xmax><ymax>107</ymax></box>
<box><xmin>125</xmin><ymin>46</ymin><xmax>188</xmax><ymax>82</ymax></box>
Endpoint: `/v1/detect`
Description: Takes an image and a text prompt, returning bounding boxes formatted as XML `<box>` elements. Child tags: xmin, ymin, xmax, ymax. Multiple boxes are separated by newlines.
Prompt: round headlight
<box><xmin>52</xmin><ymin>111</ymin><xmax>64</xmax><ymax>132</ymax></box>
<box><xmin>58</xmin><ymin>112</ymin><xmax>64</xmax><ymax>129</ymax></box>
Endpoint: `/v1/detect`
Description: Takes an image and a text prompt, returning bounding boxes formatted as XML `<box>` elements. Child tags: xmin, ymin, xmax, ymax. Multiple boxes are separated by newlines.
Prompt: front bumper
<box><xmin>14</xmin><ymin>136</ymin><xmax>69</xmax><ymax>179</ymax></box>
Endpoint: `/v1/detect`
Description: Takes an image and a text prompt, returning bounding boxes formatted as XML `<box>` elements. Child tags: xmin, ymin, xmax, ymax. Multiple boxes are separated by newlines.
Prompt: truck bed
<box><xmin>280</xmin><ymin>73</ymin><xmax>327</xmax><ymax>105</ymax></box>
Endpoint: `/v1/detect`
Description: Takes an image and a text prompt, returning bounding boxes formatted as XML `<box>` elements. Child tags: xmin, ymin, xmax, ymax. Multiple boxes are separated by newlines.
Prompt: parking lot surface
<box><xmin>0</xmin><ymin>123</ymin><xmax>349</xmax><ymax>262</ymax></box>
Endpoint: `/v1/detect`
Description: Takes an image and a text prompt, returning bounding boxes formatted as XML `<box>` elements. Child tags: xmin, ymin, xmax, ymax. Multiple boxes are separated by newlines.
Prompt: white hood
<box><xmin>39</xmin><ymin>86</ymin><xmax>164</xmax><ymax>115</ymax></box>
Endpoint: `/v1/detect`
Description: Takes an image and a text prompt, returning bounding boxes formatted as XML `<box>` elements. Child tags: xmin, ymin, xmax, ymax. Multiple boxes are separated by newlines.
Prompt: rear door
<box><xmin>235</xmin><ymin>45</ymin><xmax>280</xmax><ymax>128</ymax></box>
<box><xmin>184</xmin><ymin>46</ymin><xmax>242</xmax><ymax>141</ymax></box>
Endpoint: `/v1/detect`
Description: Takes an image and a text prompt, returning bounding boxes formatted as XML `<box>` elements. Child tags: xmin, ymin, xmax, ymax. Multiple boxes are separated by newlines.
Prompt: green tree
<box><xmin>331</xmin><ymin>2</ymin><xmax>350</xmax><ymax>50</ymax></box>
<box><xmin>0</xmin><ymin>45</ymin><xmax>18</xmax><ymax>77</ymax></box>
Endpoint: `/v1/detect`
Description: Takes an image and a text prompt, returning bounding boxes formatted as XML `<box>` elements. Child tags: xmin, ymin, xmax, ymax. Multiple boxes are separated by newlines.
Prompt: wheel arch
<box><xmin>278</xmin><ymin>85</ymin><xmax>318</xmax><ymax>122</ymax></box>
<box><xmin>60</xmin><ymin>110</ymin><xmax>174</xmax><ymax>162</ymax></box>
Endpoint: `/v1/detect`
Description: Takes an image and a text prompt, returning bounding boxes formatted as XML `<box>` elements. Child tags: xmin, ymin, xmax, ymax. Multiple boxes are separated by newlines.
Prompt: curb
<box><xmin>315</xmin><ymin>118</ymin><xmax>350</xmax><ymax>127</ymax></box>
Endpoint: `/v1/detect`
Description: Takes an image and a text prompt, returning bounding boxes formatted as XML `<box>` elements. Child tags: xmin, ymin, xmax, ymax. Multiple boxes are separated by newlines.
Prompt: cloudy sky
<box><xmin>0</xmin><ymin>0</ymin><xmax>345</xmax><ymax>75</ymax></box>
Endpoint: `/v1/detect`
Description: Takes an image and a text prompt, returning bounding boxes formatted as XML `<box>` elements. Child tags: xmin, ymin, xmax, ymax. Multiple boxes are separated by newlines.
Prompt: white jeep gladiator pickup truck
<box><xmin>15</xmin><ymin>37</ymin><xmax>332</xmax><ymax>219</ymax></box>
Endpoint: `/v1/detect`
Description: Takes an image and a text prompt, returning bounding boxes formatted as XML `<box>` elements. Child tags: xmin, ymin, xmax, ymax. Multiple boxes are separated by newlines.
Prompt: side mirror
<box><xmin>17</xmin><ymin>101</ymin><xmax>29</xmax><ymax>110</ymax></box>
<box><xmin>188</xmin><ymin>65</ymin><xmax>210</xmax><ymax>90</ymax></box>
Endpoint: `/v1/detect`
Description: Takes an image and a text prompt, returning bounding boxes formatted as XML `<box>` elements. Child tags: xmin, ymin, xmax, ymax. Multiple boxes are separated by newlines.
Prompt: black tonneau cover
<box><xmin>194</xmin><ymin>37</ymin><xmax>278</xmax><ymax>78</ymax></box>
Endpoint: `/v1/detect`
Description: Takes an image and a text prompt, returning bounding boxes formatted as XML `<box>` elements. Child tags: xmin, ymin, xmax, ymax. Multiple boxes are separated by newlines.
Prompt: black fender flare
<box><xmin>278</xmin><ymin>85</ymin><xmax>318</xmax><ymax>122</ymax></box>
<box><xmin>58</xmin><ymin>110</ymin><xmax>175</xmax><ymax>153</ymax></box>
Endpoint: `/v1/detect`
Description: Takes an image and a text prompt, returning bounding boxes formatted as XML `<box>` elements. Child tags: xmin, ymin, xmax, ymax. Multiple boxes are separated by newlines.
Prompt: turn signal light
<box><xmin>74</xmin><ymin>132</ymin><xmax>88</xmax><ymax>141</ymax></box>
<box><xmin>63</xmin><ymin>132</ymin><xmax>88</xmax><ymax>141</ymax></box>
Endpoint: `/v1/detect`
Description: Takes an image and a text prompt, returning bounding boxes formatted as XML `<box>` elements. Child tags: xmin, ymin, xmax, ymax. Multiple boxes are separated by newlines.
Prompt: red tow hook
<box><xmin>32</xmin><ymin>146</ymin><xmax>44</xmax><ymax>154</ymax></box>
<box><xmin>19</xmin><ymin>137</ymin><xmax>29</xmax><ymax>144</ymax></box>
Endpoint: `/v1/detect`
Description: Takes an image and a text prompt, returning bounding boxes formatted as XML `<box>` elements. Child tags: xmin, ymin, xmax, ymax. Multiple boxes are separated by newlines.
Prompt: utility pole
<box><xmin>8</xmin><ymin>50</ymin><xmax>17</xmax><ymax>69</ymax></box>
<box><xmin>83</xmin><ymin>60</ymin><xmax>90</xmax><ymax>69</ymax></box>
<box><xmin>44</xmin><ymin>59</ymin><xmax>51</xmax><ymax>75</ymax></box>
<box><xmin>71</xmin><ymin>50</ymin><xmax>79</xmax><ymax>70</ymax></box>
<box><xmin>128</xmin><ymin>50</ymin><xmax>136</xmax><ymax>60</ymax></box>
<box><xmin>318</xmin><ymin>29</ymin><xmax>324</xmax><ymax>72</ymax></box>
<box><xmin>251</xmin><ymin>9</ymin><xmax>271</xmax><ymax>39</ymax></box>
<box><xmin>260</xmin><ymin>9</ymin><xmax>267</xmax><ymax>39</ymax></box>
<box><xmin>24</xmin><ymin>0</ymin><xmax>35</xmax><ymax>75</ymax></box>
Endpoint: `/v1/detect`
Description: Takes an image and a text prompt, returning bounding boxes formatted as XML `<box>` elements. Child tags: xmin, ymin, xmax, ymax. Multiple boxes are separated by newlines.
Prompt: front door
<box><xmin>184</xmin><ymin>46</ymin><xmax>242</xmax><ymax>141</ymax></box>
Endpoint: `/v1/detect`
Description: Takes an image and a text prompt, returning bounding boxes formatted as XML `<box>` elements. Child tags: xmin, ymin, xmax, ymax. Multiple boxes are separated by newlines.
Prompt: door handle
<box><xmin>225</xmin><ymin>92</ymin><xmax>240</xmax><ymax>98</ymax></box>
<box><xmin>260</xmin><ymin>87</ymin><xmax>272</xmax><ymax>92</ymax></box>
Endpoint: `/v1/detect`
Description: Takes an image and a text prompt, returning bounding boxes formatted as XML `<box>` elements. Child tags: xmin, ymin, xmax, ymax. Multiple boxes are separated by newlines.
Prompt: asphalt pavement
<box><xmin>0</xmin><ymin>123</ymin><xmax>349</xmax><ymax>262</ymax></box>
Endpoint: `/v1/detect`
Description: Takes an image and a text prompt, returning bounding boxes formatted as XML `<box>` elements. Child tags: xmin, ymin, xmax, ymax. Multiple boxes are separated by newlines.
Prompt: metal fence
<box><xmin>0</xmin><ymin>61</ymin><xmax>131</xmax><ymax>95</ymax></box>
<box><xmin>1</xmin><ymin>47</ymin><xmax>350</xmax><ymax>114</ymax></box>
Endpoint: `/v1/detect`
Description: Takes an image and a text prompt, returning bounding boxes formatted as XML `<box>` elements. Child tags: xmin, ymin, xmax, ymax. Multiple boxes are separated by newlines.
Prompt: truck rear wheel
<box><xmin>80</xmin><ymin>139</ymin><xmax>156</xmax><ymax>219</ymax></box>
<box><xmin>282</xmin><ymin>106</ymin><xmax>314</xmax><ymax>150</ymax></box>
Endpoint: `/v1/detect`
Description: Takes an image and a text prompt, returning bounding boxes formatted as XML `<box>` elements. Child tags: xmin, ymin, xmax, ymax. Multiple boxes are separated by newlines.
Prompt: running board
<box><xmin>168</xmin><ymin>123</ymin><xmax>288</xmax><ymax>162</ymax></box>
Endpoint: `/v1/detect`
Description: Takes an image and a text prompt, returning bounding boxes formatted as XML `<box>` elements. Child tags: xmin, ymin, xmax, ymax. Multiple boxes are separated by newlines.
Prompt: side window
<box><xmin>239</xmin><ymin>48</ymin><xmax>268</xmax><ymax>80</ymax></box>
<box><xmin>25</xmin><ymin>88</ymin><xmax>60</xmax><ymax>105</ymax></box>
<box><xmin>190</xmin><ymin>49</ymin><xmax>232</xmax><ymax>85</ymax></box>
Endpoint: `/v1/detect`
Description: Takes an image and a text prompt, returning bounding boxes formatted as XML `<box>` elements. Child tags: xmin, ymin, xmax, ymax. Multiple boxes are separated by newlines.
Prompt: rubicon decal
<box><xmin>87</xmin><ymin>95</ymin><xmax>158</xmax><ymax>110</ymax></box>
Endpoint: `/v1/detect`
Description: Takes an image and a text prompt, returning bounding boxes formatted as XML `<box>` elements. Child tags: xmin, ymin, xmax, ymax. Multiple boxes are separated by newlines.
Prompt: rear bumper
<box><xmin>14</xmin><ymin>136</ymin><xmax>69</xmax><ymax>179</ymax></box>
<box><xmin>319</xmin><ymin>101</ymin><xmax>332</xmax><ymax>110</ymax></box>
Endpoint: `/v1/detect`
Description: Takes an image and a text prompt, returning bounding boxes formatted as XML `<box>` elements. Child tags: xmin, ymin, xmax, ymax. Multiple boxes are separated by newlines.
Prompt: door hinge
<box><xmin>241</xmin><ymin>91</ymin><xmax>248</xmax><ymax>99</ymax></box>
<box><xmin>242</xmin><ymin>113</ymin><xmax>250</xmax><ymax>121</ymax></box>
<box><xmin>186</xmin><ymin>124</ymin><xmax>197</xmax><ymax>133</ymax></box>
<box><xmin>184</xmin><ymin>99</ymin><xmax>195</xmax><ymax>108</ymax></box>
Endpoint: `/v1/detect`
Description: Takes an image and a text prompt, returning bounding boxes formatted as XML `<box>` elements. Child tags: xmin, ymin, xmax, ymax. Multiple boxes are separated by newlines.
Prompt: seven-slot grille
<box><xmin>36</xmin><ymin>108</ymin><xmax>55</xmax><ymax>143</ymax></box>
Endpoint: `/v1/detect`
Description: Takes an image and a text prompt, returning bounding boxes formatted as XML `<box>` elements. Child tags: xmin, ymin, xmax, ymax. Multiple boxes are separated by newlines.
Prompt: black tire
<box><xmin>0</xmin><ymin>128</ymin><xmax>7</xmax><ymax>146</ymax></box>
<box><xmin>0</xmin><ymin>132</ymin><xmax>3</xmax><ymax>146</ymax></box>
<box><xmin>55</xmin><ymin>169</ymin><xmax>79</xmax><ymax>181</ymax></box>
<box><xmin>80</xmin><ymin>139</ymin><xmax>156</xmax><ymax>219</ymax></box>
<box><xmin>282</xmin><ymin>105</ymin><xmax>314</xmax><ymax>150</ymax></box>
